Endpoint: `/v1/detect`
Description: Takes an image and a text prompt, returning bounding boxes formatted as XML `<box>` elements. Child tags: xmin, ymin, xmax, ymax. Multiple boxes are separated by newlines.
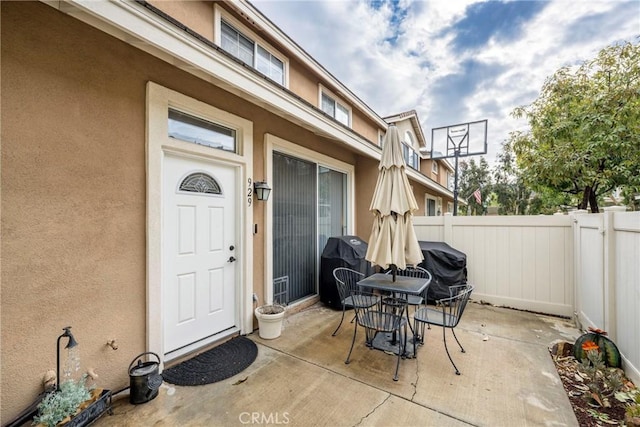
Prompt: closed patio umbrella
<box><xmin>365</xmin><ymin>125</ymin><xmax>423</xmax><ymax>279</ymax></box>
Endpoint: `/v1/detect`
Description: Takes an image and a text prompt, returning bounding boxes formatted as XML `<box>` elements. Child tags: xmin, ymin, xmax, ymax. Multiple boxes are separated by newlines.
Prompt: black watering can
<box><xmin>128</xmin><ymin>352</ymin><xmax>163</xmax><ymax>404</ymax></box>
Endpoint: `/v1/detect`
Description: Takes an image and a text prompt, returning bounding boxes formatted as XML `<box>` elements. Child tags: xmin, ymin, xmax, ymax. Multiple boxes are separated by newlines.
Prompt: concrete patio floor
<box><xmin>97</xmin><ymin>302</ymin><xmax>581</xmax><ymax>426</ymax></box>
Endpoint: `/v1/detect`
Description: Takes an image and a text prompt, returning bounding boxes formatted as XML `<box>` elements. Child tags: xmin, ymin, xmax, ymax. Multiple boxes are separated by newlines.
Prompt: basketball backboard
<box><xmin>430</xmin><ymin>120</ymin><xmax>487</xmax><ymax>159</ymax></box>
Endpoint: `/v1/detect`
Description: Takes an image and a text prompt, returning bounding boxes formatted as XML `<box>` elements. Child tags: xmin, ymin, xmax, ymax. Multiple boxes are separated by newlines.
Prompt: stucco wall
<box><xmin>148</xmin><ymin>0</ymin><xmax>215</xmax><ymax>41</ymax></box>
<box><xmin>355</xmin><ymin>157</ymin><xmax>380</xmax><ymax>239</ymax></box>
<box><xmin>1</xmin><ymin>2</ymin><xmax>364</xmax><ymax>422</ymax></box>
<box><xmin>1</xmin><ymin>3</ymin><xmax>149</xmax><ymax>421</ymax></box>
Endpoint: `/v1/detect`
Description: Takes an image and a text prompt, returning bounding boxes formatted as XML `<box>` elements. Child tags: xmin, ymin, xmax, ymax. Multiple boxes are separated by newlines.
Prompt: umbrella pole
<box><xmin>391</xmin><ymin>265</ymin><xmax>397</xmax><ymax>282</ymax></box>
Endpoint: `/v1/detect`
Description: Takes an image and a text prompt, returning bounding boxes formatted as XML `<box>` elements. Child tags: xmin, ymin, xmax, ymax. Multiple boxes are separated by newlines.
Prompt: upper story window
<box><xmin>432</xmin><ymin>161</ymin><xmax>439</xmax><ymax>174</ymax></box>
<box><xmin>447</xmin><ymin>170</ymin><xmax>454</xmax><ymax>191</ymax></box>
<box><xmin>402</xmin><ymin>131</ymin><xmax>419</xmax><ymax>170</ymax></box>
<box><xmin>320</xmin><ymin>89</ymin><xmax>350</xmax><ymax>127</ymax></box>
<box><xmin>220</xmin><ymin>20</ymin><xmax>285</xmax><ymax>86</ymax></box>
<box><xmin>402</xmin><ymin>143</ymin><xmax>419</xmax><ymax>170</ymax></box>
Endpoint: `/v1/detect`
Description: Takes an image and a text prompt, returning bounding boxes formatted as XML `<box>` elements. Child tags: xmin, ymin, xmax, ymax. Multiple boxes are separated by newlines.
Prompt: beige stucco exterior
<box><xmin>1</xmin><ymin>1</ymin><xmax>454</xmax><ymax>422</ymax></box>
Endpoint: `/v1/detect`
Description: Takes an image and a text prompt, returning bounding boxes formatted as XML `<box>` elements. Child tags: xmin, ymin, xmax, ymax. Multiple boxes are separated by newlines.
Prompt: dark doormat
<box><xmin>162</xmin><ymin>336</ymin><xmax>258</xmax><ymax>386</ymax></box>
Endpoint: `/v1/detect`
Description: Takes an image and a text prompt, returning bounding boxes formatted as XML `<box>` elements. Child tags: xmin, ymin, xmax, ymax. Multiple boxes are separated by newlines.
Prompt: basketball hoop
<box><xmin>430</xmin><ymin>120</ymin><xmax>488</xmax><ymax>215</ymax></box>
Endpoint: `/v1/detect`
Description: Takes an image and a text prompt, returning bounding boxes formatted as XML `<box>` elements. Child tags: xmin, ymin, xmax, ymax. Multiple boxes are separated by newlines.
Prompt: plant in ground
<box><xmin>550</xmin><ymin>340</ymin><xmax>638</xmax><ymax>426</ymax></box>
<box><xmin>577</xmin><ymin>341</ymin><xmax>625</xmax><ymax>408</ymax></box>
<box><xmin>624</xmin><ymin>391</ymin><xmax>640</xmax><ymax>426</ymax></box>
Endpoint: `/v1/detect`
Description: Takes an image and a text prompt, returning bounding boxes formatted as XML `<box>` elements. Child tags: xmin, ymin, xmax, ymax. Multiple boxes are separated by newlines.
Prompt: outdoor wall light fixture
<box><xmin>56</xmin><ymin>326</ymin><xmax>78</xmax><ymax>391</ymax></box>
<box><xmin>253</xmin><ymin>181</ymin><xmax>271</xmax><ymax>201</ymax></box>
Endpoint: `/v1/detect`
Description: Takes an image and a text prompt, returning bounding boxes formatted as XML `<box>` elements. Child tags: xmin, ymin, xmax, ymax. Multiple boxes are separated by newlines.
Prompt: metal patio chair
<box><xmin>345</xmin><ymin>289</ymin><xmax>408</xmax><ymax>381</ymax></box>
<box><xmin>413</xmin><ymin>284</ymin><xmax>474</xmax><ymax>375</ymax></box>
<box><xmin>385</xmin><ymin>266</ymin><xmax>432</xmax><ymax>307</ymax></box>
<box><xmin>331</xmin><ymin>267</ymin><xmax>379</xmax><ymax>336</ymax></box>
<box><xmin>384</xmin><ymin>266</ymin><xmax>432</xmax><ymax>333</ymax></box>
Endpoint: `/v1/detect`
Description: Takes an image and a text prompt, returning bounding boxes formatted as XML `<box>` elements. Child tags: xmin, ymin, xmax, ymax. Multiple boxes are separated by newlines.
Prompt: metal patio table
<box><xmin>357</xmin><ymin>273</ymin><xmax>430</xmax><ymax>357</ymax></box>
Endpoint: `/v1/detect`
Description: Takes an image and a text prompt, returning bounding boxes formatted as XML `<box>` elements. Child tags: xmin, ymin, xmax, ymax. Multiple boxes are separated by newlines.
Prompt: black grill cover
<box><xmin>320</xmin><ymin>236</ymin><xmax>373</xmax><ymax>309</ymax></box>
<box><xmin>418</xmin><ymin>241</ymin><xmax>467</xmax><ymax>302</ymax></box>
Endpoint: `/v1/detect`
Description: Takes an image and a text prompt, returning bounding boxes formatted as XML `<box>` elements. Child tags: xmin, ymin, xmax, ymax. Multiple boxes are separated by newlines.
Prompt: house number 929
<box><xmin>247</xmin><ymin>178</ymin><xmax>253</xmax><ymax>207</ymax></box>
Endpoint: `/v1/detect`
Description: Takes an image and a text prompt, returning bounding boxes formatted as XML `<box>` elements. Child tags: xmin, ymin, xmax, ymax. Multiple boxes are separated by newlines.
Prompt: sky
<box><xmin>251</xmin><ymin>0</ymin><xmax>639</xmax><ymax>166</ymax></box>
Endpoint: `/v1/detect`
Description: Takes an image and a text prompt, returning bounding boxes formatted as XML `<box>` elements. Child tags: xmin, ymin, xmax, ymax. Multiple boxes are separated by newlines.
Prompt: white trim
<box><xmin>425</xmin><ymin>194</ymin><xmax>438</xmax><ymax>217</ymax></box>
<box><xmin>406</xmin><ymin>166</ymin><xmax>452</xmax><ymax>197</ymax></box>
<box><xmin>263</xmin><ymin>133</ymin><xmax>355</xmax><ymax>305</ymax></box>
<box><xmin>50</xmin><ymin>0</ymin><xmax>381</xmax><ymax>160</ymax></box>
<box><xmin>385</xmin><ymin>112</ymin><xmax>427</xmax><ymax>149</ymax></box>
<box><xmin>49</xmin><ymin>0</ymin><xmax>453</xmax><ymax>201</ymax></box>
<box><xmin>224</xmin><ymin>0</ymin><xmax>387</xmax><ymax>129</ymax></box>
<box><xmin>213</xmin><ymin>4</ymin><xmax>290</xmax><ymax>88</ymax></box>
<box><xmin>146</xmin><ymin>82</ymin><xmax>254</xmax><ymax>361</ymax></box>
<box><xmin>319</xmin><ymin>85</ymin><xmax>352</xmax><ymax>127</ymax></box>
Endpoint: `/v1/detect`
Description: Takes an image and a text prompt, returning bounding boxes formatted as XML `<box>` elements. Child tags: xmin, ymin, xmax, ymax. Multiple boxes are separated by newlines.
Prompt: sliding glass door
<box><xmin>318</xmin><ymin>166</ymin><xmax>346</xmax><ymax>258</ymax></box>
<box><xmin>273</xmin><ymin>153</ymin><xmax>347</xmax><ymax>304</ymax></box>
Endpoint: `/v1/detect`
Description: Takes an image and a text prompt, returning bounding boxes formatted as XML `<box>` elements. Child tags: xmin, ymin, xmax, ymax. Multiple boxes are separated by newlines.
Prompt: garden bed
<box><xmin>550</xmin><ymin>341</ymin><xmax>639</xmax><ymax>426</ymax></box>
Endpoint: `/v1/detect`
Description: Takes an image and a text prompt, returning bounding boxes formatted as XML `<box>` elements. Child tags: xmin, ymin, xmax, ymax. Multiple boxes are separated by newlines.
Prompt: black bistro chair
<box><xmin>413</xmin><ymin>284</ymin><xmax>474</xmax><ymax>375</ymax></box>
<box><xmin>385</xmin><ymin>266</ymin><xmax>432</xmax><ymax>307</ymax></box>
<box><xmin>345</xmin><ymin>290</ymin><xmax>408</xmax><ymax>381</ymax></box>
<box><xmin>331</xmin><ymin>267</ymin><xmax>379</xmax><ymax>336</ymax></box>
<box><xmin>384</xmin><ymin>266</ymin><xmax>432</xmax><ymax>332</ymax></box>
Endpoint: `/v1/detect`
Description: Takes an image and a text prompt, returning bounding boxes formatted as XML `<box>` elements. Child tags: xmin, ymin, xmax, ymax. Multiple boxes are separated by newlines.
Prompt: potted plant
<box><xmin>33</xmin><ymin>375</ymin><xmax>110</xmax><ymax>427</ymax></box>
<box><xmin>254</xmin><ymin>302</ymin><xmax>286</xmax><ymax>339</ymax></box>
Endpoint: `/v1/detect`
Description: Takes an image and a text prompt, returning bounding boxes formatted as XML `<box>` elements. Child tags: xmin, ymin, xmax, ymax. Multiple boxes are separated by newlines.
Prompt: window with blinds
<box><xmin>320</xmin><ymin>91</ymin><xmax>350</xmax><ymax>127</ymax></box>
<box><xmin>273</xmin><ymin>153</ymin><xmax>317</xmax><ymax>303</ymax></box>
<box><xmin>273</xmin><ymin>153</ymin><xmax>347</xmax><ymax>303</ymax></box>
<box><xmin>220</xmin><ymin>20</ymin><xmax>285</xmax><ymax>86</ymax></box>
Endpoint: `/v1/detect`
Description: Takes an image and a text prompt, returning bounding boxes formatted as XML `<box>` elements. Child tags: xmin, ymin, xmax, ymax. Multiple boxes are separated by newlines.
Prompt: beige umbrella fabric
<box><xmin>365</xmin><ymin>125</ymin><xmax>424</xmax><ymax>273</ymax></box>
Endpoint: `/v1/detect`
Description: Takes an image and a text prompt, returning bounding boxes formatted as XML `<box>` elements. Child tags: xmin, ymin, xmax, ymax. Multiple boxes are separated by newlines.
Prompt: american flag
<box><xmin>473</xmin><ymin>188</ymin><xmax>482</xmax><ymax>204</ymax></box>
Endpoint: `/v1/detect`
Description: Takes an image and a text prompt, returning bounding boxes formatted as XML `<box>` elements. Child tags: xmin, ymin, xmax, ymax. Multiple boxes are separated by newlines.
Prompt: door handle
<box><xmin>228</xmin><ymin>256</ymin><xmax>237</xmax><ymax>263</ymax></box>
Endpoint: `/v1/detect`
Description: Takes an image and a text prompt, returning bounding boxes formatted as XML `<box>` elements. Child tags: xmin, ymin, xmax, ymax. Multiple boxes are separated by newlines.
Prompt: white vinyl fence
<box><xmin>574</xmin><ymin>210</ymin><xmax>640</xmax><ymax>386</ymax></box>
<box><xmin>413</xmin><ymin>210</ymin><xmax>640</xmax><ymax>385</ymax></box>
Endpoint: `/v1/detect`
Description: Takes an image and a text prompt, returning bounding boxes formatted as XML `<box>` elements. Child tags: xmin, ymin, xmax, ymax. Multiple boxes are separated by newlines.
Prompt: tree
<box><xmin>492</xmin><ymin>139</ymin><xmax>533</xmax><ymax>215</ymax></box>
<box><xmin>512</xmin><ymin>41</ymin><xmax>640</xmax><ymax>213</ymax></box>
<box><xmin>458</xmin><ymin>157</ymin><xmax>491</xmax><ymax>215</ymax></box>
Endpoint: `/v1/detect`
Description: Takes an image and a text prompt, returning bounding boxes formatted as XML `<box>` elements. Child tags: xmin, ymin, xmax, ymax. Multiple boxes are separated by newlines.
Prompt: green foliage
<box><xmin>578</xmin><ymin>349</ymin><xmax>625</xmax><ymax>408</ymax></box>
<box><xmin>461</xmin><ymin>140</ymin><xmax>572</xmax><ymax>215</ymax></box>
<box><xmin>512</xmin><ymin>41</ymin><xmax>640</xmax><ymax>213</ymax></box>
<box><xmin>527</xmin><ymin>187</ymin><xmax>575</xmax><ymax>215</ymax></box>
<box><xmin>492</xmin><ymin>139</ymin><xmax>538</xmax><ymax>214</ymax></box>
<box><xmin>458</xmin><ymin>157</ymin><xmax>491</xmax><ymax>215</ymax></box>
<box><xmin>33</xmin><ymin>376</ymin><xmax>91</xmax><ymax>427</ymax></box>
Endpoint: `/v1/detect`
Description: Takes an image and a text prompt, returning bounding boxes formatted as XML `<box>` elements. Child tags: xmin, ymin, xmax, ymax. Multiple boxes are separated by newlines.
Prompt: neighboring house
<box><xmin>1</xmin><ymin>0</ymin><xmax>454</xmax><ymax>420</ymax></box>
<box><xmin>384</xmin><ymin>110</ymin><xmax>455</xmax><ymax>216</ymax></box>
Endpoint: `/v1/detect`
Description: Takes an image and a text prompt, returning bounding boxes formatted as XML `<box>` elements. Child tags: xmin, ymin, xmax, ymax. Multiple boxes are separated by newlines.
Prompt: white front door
<box><xmin>163</xmin><ymin>154</ymin><xmax>237</xmax><ymax>354</ymax></box>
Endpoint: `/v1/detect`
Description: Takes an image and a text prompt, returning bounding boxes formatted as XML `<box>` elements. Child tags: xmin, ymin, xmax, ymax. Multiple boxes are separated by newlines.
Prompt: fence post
<box><xmin>603</xmin><ymin>207</ymin><xmax>623</xmax><ymax>341</ymax></box>
<box><xmin>570</xmin><ymin>210</ymin><xmax>589</xmax><ymax>330</ymax></box>
<box><xmin>443</xmin><ymin>212</ymin><xmax>453</xmax><ymax>245</ymax></box>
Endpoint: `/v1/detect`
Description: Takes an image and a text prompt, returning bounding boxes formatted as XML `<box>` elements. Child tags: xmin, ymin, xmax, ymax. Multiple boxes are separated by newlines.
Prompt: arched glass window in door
<box><xmin>179</xmin><ymin>172</ymin><xmax>222</xmax><ymax>195</ymax></box>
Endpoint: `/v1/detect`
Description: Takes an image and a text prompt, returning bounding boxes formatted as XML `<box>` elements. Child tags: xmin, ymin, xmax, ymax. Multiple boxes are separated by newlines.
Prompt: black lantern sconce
<box><xmin>253</xmin><ymin>181</ymin><xmax>271</xmax><ymax>202</ymax></box>
<box><xmin>56</xmin><ymin>326</ymin><xmax>78</xmax><ymax>391</ymax></box>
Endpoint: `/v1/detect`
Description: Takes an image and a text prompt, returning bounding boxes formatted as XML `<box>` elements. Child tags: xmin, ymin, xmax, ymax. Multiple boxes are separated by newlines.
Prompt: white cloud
<box><xmin>252</xmin><ymin>0</ymin><xmax>639</xmax><ymax>166</ymax></box>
